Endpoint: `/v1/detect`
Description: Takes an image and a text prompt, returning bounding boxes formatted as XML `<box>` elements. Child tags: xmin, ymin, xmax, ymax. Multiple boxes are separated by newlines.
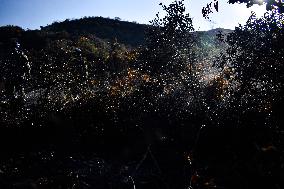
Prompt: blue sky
<box><xmin>0</xmin><ymin>0</ymin><xmax>267</xmax><ymax>31</ymax></box>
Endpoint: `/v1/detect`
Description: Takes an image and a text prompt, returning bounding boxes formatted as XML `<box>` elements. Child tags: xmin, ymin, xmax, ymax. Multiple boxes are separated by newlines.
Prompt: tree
<box><xmin>136</xmin><ymin>0</ymin><xmax>211</xmax><ymax>117</ymax></box>
<box><xmin>141</xmin><ymin>0</ymin><xmax>197</xmax><ymax>91</ymax></box>
<box><xmin>143</xmin><ymin>0</ymin><xmax>194</xmax><ymax>75</ymax></box>
<box><xmin>202</xmin><ymin>0</ymin><xmax>284</xmax><ymax>19</ymax></box>
<box><xmin>0</xmin><ymin>26</ymin><xmax>33</xmax><ymax>124</ymax></box>
<box><xmin>229</xmin><ymin>0</ymin><xmax>284</xmax><ymax>13</ymax></box>
<box><xmin>220</xmin><ymin>10</ymin><xmax>284</xmax><ymax>120</ymax></box>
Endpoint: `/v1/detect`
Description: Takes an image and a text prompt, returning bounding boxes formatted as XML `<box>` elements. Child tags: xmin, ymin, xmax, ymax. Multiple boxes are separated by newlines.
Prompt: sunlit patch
<box><xmin>256</xmin><ymin>0</ymin><xmax>264</xmax><ymax>4</ymax></box>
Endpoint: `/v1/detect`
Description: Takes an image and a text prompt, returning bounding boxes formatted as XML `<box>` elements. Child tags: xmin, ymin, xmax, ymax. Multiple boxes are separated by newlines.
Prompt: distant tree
<box><xmin>107</xmin><ymin>38</ymin><xmax>129</xmax><ymax>78</ymax></box>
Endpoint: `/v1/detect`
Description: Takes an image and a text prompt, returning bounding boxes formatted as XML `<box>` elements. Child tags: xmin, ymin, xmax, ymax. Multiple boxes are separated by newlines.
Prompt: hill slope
<box><xmin>42</xmin><ymin>17</ymin><xmax>148</xmax><ymax>47</ymax></box>
<box><xmin>41</xmin><ymin>17</ymin><xmax>232</xmax><ymax>47</ymax></box>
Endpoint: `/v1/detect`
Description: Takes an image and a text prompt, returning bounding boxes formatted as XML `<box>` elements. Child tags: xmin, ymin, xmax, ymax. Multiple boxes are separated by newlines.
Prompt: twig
<box><xmin>133</xmin><ymin>145</ymin><xmax>150</xmax><ymax>175</ymax></box>
<box><xmin>148</xmin><ymin>146</ymin><xmax>162</xmax><ymax>174</ymax></box>
<box><xmin>128</xmin><ymin>176</ymin><xmax>136</xmax><ymax>189</ymax></box>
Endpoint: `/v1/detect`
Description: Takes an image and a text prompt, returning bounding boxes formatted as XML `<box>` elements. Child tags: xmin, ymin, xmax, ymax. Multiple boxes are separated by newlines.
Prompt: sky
<box><xmin>0</xmin><ymin>0</ymin><xmax>267</xmax><ymax>31</ymax></box>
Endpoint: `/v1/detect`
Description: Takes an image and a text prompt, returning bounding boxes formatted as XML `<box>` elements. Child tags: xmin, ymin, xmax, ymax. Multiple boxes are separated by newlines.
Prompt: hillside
<box><xmin>42</xmin><ymin>17</ymin><xmax>148</xmax><ymax>47</ymax></box>
<box><xmin>0</xmin><ymin>17</ymin><xmax>233</xmax><ymax>119</ymax></box>
<box><xmin>41</xmin><ymin>16</ymin><xmax>232</xmax><ymax>47</ymax></box>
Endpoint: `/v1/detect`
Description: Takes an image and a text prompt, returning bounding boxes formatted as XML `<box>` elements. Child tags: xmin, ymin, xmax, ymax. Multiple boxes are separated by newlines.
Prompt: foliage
<box><xmin>137</xmin><ymin>0</ymin><xmax>204</xmax><ymax>118</ymax></box>
<box><xmin>0</xmin><ymin>1</ymin><xmax>283</xmax><ymax>189</ymax></box>
<box><xmin>1</xmin><ymin>1</ymin><xmax>281</xmax><ymax>126</ymax></box>
<box><xmin>0</xmin><ymin>25</ymin><xmax>140</xmax><ymax>124</ymax></box>
<box><xmin>203</xmin><ymin>0</ymin><xmax>284</xmax><ymax>19</ymax></box>
<box><xmin>209</xmin><ymin>10</ymin><xmax>283</xmax><ymax>129</ymax></box>
<box><xmin>144</xmin><ymin>0</ymin><xmax>194</xmax><ymax>74</ymax></box>
<box><xmin>229</xmin><ymin>0</ymin><xmax>284</xmax><ymax>13</ymax></box>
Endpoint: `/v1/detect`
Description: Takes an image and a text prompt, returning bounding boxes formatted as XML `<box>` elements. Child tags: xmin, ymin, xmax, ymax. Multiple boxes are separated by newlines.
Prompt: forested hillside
<box><xmin>0</xmin><ymin>16</ymin><xmax>232</xmax><ymax>126</ymax></box>
<box><xmin>42</xmin><ymin>17</ymin><xmax>148</xmax><ymax>47</ymax></box>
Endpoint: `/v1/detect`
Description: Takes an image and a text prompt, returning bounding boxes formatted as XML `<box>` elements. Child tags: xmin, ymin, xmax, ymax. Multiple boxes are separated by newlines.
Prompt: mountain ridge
<box><xmin>41</xmin><ymin>16</ymin><xmax>233</xmax><ymax>47</ymax></box>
